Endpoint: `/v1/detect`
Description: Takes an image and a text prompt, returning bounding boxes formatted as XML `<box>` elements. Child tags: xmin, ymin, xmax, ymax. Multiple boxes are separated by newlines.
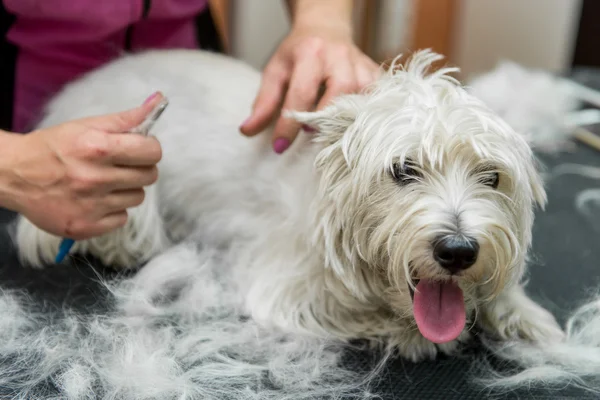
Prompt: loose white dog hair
<box><xmin>0</xmin><ymin>244</ymin><xmax>378</xmax><ymax>400</ymax></box>
<box><xmin>5</xmin><ymin>48</ymin><xmax>600</xmax><ymax>398</ymax></box>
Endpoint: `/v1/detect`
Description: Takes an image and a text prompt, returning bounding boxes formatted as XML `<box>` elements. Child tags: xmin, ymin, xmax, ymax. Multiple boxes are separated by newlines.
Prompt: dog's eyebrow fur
<box><xmin>334</xmin><ymin>66</ymin><xmax>531</xmax><ymax>182</ymax></box>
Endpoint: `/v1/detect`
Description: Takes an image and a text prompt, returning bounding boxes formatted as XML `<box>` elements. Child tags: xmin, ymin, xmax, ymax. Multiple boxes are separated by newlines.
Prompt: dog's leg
<box><xmin>15</xmin><ymin>185</ymin><xmax>170</xmax><ymax>268</ymax></box>
<box><xmin>243</xmin><ymin>249</ymin><xmax>401</xmax><ymax>341</ymax></box>
<box><xmin>479</xmin><ymin>283</ymin><xmax>565</xmax><ymax>344</ymax></box>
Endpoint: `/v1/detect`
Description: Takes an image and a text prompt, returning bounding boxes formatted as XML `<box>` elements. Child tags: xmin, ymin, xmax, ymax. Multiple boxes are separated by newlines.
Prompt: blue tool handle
<box><xmin>55</xmin><ymin>238</ymin><xmax>75</xmax><ymax>263</ymax></box>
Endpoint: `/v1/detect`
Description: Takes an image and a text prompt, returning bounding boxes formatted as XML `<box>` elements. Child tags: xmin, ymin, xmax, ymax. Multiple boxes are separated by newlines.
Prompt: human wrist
<box><xmin>0</xmin><ymin>130</ymin><xmax>25</xmax><ymax>212</ymax></box>
<box><xmin>287</xmin><ymin>0</ymin><xmax>354</xmax><ymax>38</ymax></box>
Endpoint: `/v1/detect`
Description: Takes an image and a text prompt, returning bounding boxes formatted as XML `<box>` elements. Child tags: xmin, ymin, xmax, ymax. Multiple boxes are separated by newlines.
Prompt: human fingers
<box><xmin>104</xmin><ymin>165</ymin><xmax>159</xmax><ymax>191</ymax></box>
<box><xmin>315</xmin><ymin>53</ymin><xmax>359</xmax><ymax>110</ymax></box>
<box><xmin>71</xmin><ymin>129</ymin><xmax>161</xmax><ymax>167</ymax></box>
<box><xmin>102</xmin><ymin>188</ymin><xmax>146</xmax><ymax>213</ymax></box>
<box><xmin>106</xmin><ymin>134</ymin><xmax>162</xmax><ymax>167</ymax></box>
<box><xmin>270</xmin><ymin>55</ymin><xmax>324</xmax><ymax>153</ymax></box>
<box><xmin>239</xmin><ymin>61</ymin><xmax>289</xmax><ymax>137</ymax></box>
<box><xmin>68</xmin><ymin>165</ymin><xmax>158</xmax><ymax>194</ymax></box>
<box><xmin>83</xmin><ymin>91</ymin><xmax>165</xmax><ymax>133</ymax></box>
<box><xmin>65</xmin><ymin>211</ymin><xmax>128</xmax><ymax>240</ymax></box>
<box><xmin>355</xmin><ymin>56</ymin><xmax>381</xmax><ymax>90</ymax></box>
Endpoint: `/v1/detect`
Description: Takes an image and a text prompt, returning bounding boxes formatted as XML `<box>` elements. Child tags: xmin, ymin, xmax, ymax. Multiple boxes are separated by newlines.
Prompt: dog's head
<box><xmin>287</xmin><ymin>50</ymin><xmax>546</xmax><ymax>344</ymax></box>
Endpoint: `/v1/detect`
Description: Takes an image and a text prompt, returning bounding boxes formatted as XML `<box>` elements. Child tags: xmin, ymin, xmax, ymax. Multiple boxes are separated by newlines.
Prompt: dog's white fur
<box><xmin>15</xmin><ymin>49</ymin><xmax>565</xmax><ymax>362</ymax></box>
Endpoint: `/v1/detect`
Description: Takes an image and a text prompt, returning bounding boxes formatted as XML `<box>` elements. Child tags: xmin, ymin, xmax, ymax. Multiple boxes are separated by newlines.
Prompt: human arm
<box><xmin>0</xmin><ymin>93</ymin><xmax>165</xmax><ymax>240</ymax></box>
<box><xmin>239</xmin><ymin>0</ymin><xmax>380</xmax><ymax>153</ymax></box>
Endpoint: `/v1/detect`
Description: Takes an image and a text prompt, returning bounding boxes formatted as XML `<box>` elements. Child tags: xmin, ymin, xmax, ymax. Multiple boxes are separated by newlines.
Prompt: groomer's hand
<box><xmin>239</xmin><ymin>0</ymin><xmax>380</xmax><ymax>154</ymax></box>
<box><xmin>0</xmin><ymin>92</ymin><xmax>164</xmax><ymax>240</ymax></box>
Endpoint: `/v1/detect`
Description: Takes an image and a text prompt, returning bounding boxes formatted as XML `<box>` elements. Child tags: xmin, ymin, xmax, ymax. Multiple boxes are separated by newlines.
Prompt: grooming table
<box><xmin>2</xmin><ymin>76</ymin><xmax>600</xmax><ymax>400</ymax></box>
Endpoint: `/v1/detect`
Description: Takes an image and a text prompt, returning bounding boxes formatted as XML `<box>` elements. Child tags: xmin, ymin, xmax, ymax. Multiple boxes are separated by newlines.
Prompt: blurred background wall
<box><xmin>209</xmin><ymin>0</ymin><xmax>591</xmax><ymax>80</ymax></box>
<box><xmin>452</xmin><ymin>0</ymin><xmax>582</xmax><ymax>78</ymax></box>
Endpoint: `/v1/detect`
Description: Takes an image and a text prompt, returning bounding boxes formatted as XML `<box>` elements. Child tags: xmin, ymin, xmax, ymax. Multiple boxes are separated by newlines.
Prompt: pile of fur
<box><xmin>4</xmin><ymin>242</ymin><xmax>600</xmax><ymax>398</ymax></box>
<box><xmin>467</xmin><ymin>60</ymin><xmax>600</xmax><ymax>152</ymax></box>
<box><xmin>476</xmin><ymin>296</ymin><xmax>600</xmax><ymax>393</ymax></box>
<box><xmin>0</xmin><ymin>243</ymin><xmax>377</xmax><ymax>400</ymax></box>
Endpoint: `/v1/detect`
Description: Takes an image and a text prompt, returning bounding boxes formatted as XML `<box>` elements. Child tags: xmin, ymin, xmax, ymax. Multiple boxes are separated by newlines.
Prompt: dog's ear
<box><xmin>284</xmin><ymin>94</ymin><xmax>366</xmax><ymax>144</ymax></box>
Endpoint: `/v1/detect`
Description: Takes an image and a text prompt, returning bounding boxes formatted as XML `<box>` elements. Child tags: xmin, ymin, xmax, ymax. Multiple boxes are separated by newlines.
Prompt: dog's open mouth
<box><xmin>408</xmin><ymin>278</ymin><xmax>466</xmax><ymax>344</ymax></box>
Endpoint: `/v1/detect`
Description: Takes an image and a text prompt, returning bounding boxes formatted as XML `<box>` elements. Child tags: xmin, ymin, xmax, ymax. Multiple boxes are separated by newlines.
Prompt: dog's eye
<box><xmin>479</xmin><ymin>171</ymin><xmax>500</xmax><ymax>189</ymax></box>
<box><xmin>391</xmin><ymin>161</ymin><xmax>422</xmax><ymax>184</ymax></box>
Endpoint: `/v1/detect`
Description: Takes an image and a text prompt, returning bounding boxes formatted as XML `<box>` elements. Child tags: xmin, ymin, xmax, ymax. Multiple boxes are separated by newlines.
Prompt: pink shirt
<box><xmin>4</xmin><ymin>0</ymin><xmax>209</xmax><ymax>132</ymax></box>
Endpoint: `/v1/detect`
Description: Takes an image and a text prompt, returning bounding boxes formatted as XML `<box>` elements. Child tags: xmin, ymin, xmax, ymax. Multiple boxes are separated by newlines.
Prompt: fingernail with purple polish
<box><xmin>240</xmin><ymin>117</ymin><xmax>251</xmax><ymax>129</ymax></box>
<box><xmin>273</xmin><ymin>138</ymin><xmax>290</xmax><ymax>154</ymax></box>
<box><xmin>302</xmin><ymin>124</ymin><xmax>317</xmax><ymax>133</ymax></box>
<box><xmin>143</xmin><ymin>91</ymin><xmax>160</xmax><ymax>105</ymax></box>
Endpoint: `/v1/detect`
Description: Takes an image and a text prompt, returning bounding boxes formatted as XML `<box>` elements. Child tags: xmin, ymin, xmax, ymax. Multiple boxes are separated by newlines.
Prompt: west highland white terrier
<box><xmin>15</xmin><ymin>49</ymin><xmax>566</xmax><ymax>362</ymax></box>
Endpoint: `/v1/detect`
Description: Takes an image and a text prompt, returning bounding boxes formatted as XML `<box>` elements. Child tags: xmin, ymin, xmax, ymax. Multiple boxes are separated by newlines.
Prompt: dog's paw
<box><xmin>436</xmin><ymin>329</ymin><xmax>472</xmax><ymax>356</ymax></box>
<box><xmin>393</xmin><ymin>330</ymin><xmax>438</xmax><ymax>362</ymax></box>
<box><xmin>481</xmin><ymin>285</ymin><xmax>565</xmax><ymax>344</ymax></box>
<box><xmin>488</xmin><ymin>301</ymin><xmax>565</xmax><ymax>344</ymax></box>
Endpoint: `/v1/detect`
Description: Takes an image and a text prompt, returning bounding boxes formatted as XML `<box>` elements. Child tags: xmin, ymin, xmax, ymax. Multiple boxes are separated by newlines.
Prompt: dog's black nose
<box><xmin>433</xmin><ymin>236</ymin><xmax>479</xmax><ymax>274</ymax></box>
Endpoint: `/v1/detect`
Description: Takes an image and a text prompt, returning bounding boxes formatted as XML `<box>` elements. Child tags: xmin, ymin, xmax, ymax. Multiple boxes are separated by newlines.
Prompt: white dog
<box><xmin>15</xmin><ymin>49</ymin><xmax>565</xmax><ymax>363</ymax></box>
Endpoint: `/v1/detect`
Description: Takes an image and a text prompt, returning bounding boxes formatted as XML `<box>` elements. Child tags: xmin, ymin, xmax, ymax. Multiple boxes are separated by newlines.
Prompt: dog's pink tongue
<box><xmin>413</xmin><ymin>279</ymin><xmax>465</xmax><ymax>344</ymax></box>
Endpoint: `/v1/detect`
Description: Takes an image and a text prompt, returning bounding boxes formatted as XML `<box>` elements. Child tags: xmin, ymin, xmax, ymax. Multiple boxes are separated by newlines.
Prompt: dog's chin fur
<box><xmin>10</xmin><ymin>49</ymin><xmax>582</xmax><ymax>396</ymax></box>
